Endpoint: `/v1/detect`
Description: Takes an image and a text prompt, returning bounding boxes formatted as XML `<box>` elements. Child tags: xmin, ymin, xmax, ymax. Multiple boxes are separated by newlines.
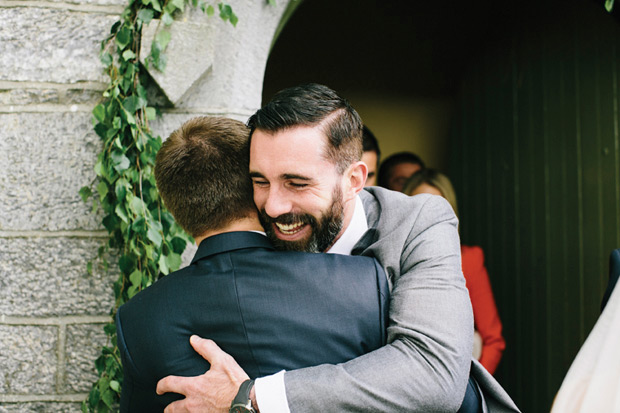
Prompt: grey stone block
<box><xmin>0</xmin><ymin>112</ymin><xmax>103</xmax><ymax>231</ymax></box>
<box><xmin>64</xmin><ymin>324</ymin><xmax>108</xmax><ymax>393</ymax></box>
<box><xmin>64</xmin><ymin>88</ymin><xmax>104</xmax><ymax>105</ymax></box>
<box><xmin>46</xmin><ymin>0</ymin><xmax>126</xmax><ymax>6</ymax></box>
<box><xmin>0</xmin><ymin>89</ymin><xmax>59</xmax><ymax>105</ymax></box>
<box><xmin>0</xmin><ymin>237</ymin><xmax>116</xmax><ymax>317</ymax></box>
<box><xmin>0</xmin><ymin>325</ymin><xmax>57</xmax><ymax>394</ymax></box>
<box><xmin>140</xmin><ymin>19</ymin><xmax>216</xmax><ymax>105</ymax></box>
<box><xmin>0</xmin><ymin>8</ymin><xmax>117</xmax><ymax>83</ymax></box>
<box><xmin>0</xmin><ymin>402</ymin><xmax>82</xmax><ymax>413</ymax></box>
<box><xmin>171</xmin><ymin>1</ymin><xmax>288</xmax><ymax>113</ymax></box>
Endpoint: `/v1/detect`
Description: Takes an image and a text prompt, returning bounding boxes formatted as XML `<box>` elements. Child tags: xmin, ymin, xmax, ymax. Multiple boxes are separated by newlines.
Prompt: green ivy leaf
<box><xmin>122</xmin><ymin>110</ymin><xmax>136</xmax><ymax>126</ymax></box>
<box><xmin>170</xmin><ymin>236</ymin><xmax>188</xmax><ymax>254</ymax></box>
<box><xmin>162</xmin><ymin>11</ymin><xmax>174</xmax><ymax>26</ymax></box>
<box><xmin>100</xmin><ymin>52</ymin><xmax>113</xmax><ymax>66</ymax></box>
<box><xmin>147</xmin><ymin>227</ymin><xmax>163</xmax><ymax>247</ymax></box>
<box><xmin>109</xmin><ymin>380</ymin><xmax>121</xmax><ymax>393</ymax></box>
<box><xmin>204</xmin><ymin>4</ymin><xmax>214</xmax><ymax>15</ymax></box>
<box><xmin>605</xmin><ymin>0</ymin><xmax>614</xmax><ymax>12</ymax></box>
<box><xmin>131</xmin><ymin>216</ymin><xmax>146</xmax><ymax>233</ymax></box>
<box><xmin>151</xmin><ymin>0</ymin><xmax>162</xmax><ymax>12</ymax></box>
<box><xmin>115</xmin><ymin>26</ymin><xmax>132</xmax><ymax>50</ymax></box>
<box><xmin>122</xmin><ymin>49</ymin><xmax>136</xmax><ymax>61</ymax></box>
<box><xmin>115</xmin><ymin>179</ymin><xmax>128</xmax><ymax>201</ymax></box>
<box><xmin>97</xmin><ymin>181</ymin><xmax>108</xmax><ymax>200</ymax></box>
<box><xmin>130</xmin><ymin>196</ymin><xmax>144</xmax><ymax>215</ymax></box>
<box><xmin>79</xmin><ymin>186</ymin><xmax>92</xmax><ymax>202</ymax></box>
<box><xmin>101</xmin><ymin>389</ymin><xmax>115</xmax><ymax>409</ymax></box>
<box><xmin>115</xmin><ymin>203</ymin><xmax>130</xmax><ymax>224</ymax></box>
<box><xmin>156</xmin><ymin>30</ymin><xmax>172</xmax><ymax>50</ymax></box>
<box><xmin>158</xmin><ymin>253</ymin><xmax>170</xmax><ymax>275</ymax></box>
<box><xmin>111</xmin><ymin>151</ymin><xmax>130</xmax><ymax>172</ymax></box>
<box><xmin>171</xmin><ymin>0</ymin><xmax>185</xmax><ymax>12</ymax></box>
<box><xmin>268</xmin><ymin>0</ymin><xmax>276</xmax><ymax>5</ymax></box>
<box><xmin>129</xmin><ymin>269</ymin><xmax>142</xmax><ymax>287</ymax></box>
<box><xmin>145</xmin><ymin>107</ymin><xmax>157</xmax><ymax>120</ymax></box>
<box><xmin>93</xmin><ymin>104</ymin><xmax>106</xmax><ymax>123</ymax></box>
<box><xmin>165</xmin><ymin>252</ymin><xmax>182</xmax><ymax>270</ymax></box>
<box><xmin>119</xmin><ymin>255</ymin><xmax>135</xmax><ymax>274</ymax></box>
<box><xmin>94</xmin><ymin>123</ymin><xmax>107</xmax><ymax>139</ymax></box>
<box><xmin>218</xmin><ymin>3</ymin><xmax>238</xmax><ymax>26</ymax></box>
<box><xmin>137</xmin><ymin>8</ymin><xmax>154</xmax><ymax>24</ymax></box>
<box><xmin>122</xmin><ymin>95</ymin><xmax>139</xmax><ymax>113</ymax></box>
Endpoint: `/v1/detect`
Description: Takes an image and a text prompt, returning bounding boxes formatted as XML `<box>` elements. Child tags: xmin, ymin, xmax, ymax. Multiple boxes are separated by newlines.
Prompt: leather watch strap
<box><xmin>230</xmin><ymin>379</ymin><xmax>255</xmax><ymax>412</ymax></box>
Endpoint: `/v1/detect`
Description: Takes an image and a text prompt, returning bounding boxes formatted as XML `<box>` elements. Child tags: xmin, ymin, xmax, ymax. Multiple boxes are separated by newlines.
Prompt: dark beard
<box><xmin>258</xmin><ymin>187</ymin><xmax>344</xmax><ymax>253</ymax></box>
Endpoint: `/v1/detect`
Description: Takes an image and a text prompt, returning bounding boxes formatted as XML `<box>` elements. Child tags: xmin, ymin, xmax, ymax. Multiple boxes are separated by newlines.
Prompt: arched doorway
<box><xmin>263</xmin><ymin>1</ymin><xmax>620</xmax><ymax>412</ymax></box>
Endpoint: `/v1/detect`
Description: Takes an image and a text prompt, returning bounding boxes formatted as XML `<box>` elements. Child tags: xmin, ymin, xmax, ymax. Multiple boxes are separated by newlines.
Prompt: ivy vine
<box><xmin>79</xmin><ymin>0</ymin><xmax>242</xmax><ymax>410</ymax></box>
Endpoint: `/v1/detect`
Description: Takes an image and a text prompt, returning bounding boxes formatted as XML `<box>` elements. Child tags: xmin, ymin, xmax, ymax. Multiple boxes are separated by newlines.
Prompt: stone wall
<box><xmin>0</xmin><ymin>0</ymin><xmax>290</xmax><ymax>410</ymax></box>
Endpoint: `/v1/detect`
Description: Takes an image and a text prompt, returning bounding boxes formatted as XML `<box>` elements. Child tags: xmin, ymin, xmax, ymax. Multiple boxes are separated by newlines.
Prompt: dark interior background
<box><xmin>262</xmin><ymin>1</ymin><xmax>620</xmax><ymax>412</ymax></box>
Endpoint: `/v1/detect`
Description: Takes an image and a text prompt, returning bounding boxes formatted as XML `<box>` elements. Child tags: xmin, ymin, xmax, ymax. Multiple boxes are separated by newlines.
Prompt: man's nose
<box><xmin>263</xmin><ymin>186</ymin><xmax>293</xmax><ymax>218</ymax></box>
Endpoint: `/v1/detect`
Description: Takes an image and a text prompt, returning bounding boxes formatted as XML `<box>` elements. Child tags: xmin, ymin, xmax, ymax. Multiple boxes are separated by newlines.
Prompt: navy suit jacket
<box><xmin>116</xmin><ymin>231</ymin><xmax>389</xmax><ymax>412</ymax></box>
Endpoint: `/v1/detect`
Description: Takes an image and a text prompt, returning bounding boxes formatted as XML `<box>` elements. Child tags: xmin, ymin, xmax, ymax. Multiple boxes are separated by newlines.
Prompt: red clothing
<box><xmin>461</xmin><ymin>245</ymin><xmax>505</xmax><ymax>374</ymax></box>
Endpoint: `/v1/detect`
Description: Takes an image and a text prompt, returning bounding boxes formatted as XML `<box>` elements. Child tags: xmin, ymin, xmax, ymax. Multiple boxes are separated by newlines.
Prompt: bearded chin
<box><xmin>259</xmin><ymin>187</ymin><xmax>345</xmax><ymax>253</ymax></box>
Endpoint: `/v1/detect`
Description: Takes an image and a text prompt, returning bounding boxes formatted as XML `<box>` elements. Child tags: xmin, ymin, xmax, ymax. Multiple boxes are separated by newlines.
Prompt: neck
<box><xmin>194</xmin><ymin>213</ymin><xmax>264</xmax><ymax>245</ymax></box>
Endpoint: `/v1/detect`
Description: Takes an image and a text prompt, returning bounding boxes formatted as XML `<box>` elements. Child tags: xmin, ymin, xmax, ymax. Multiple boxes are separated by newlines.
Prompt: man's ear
<box><xmin>343</xmin><ymin>161</ymin><xmax>367</xmax><ymax>201</ymax></box>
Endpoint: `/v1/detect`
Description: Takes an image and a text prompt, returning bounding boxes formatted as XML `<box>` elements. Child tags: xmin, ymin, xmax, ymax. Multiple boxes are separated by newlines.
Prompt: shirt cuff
<box><xmin>254</xmin><ymin>371</ymin><xmax>291</xmax><ymax>413</ymax></box>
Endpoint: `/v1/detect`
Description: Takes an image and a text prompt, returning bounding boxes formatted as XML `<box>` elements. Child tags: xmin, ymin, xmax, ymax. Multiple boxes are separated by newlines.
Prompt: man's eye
<box><xmin>253</xmin><ymin>180</ymin><xmax>269</xmax><ymax>187</ymax></box>
<box><xmin>289</xmin><ymin>182</ymin><xmax>308</xmax><ymax>188</ymax></box>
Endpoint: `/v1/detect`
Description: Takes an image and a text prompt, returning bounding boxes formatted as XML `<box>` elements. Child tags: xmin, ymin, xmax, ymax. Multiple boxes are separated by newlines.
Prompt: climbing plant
<box><xmin>79</xmin><ymin>1</ymin><xmax>240</xmax><ymax>411</ymax></box>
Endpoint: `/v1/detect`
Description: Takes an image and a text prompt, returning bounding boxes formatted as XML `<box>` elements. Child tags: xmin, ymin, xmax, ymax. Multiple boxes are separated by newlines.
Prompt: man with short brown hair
<box><xmin>115</xmin><ymin>116</ymin><xmax>389</xmax><ymax>412</ymax></box>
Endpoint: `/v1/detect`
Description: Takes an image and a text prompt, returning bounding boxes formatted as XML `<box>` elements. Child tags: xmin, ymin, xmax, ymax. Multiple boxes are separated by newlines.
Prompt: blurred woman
<box><xmin>403</xmin><ymin>169</ymin><xmax>506</xmax><ymax>375</ymax></box>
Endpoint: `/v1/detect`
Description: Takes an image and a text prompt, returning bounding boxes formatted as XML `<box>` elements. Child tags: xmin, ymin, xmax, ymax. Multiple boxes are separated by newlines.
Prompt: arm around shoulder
<box><xmin>282</xmin><ymin>195</ymin><xmax>473</xmax><ymax>412</ymax></box>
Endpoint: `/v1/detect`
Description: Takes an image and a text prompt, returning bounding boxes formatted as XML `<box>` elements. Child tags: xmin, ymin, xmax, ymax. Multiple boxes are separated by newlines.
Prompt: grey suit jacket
<box><xmin>285</xmin><ymin>187</ymin><xmax>519</xmax><ymax>412</ymax></box>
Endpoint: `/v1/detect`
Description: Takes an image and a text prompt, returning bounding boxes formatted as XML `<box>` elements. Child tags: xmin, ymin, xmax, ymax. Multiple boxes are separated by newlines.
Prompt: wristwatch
<box><xmin>229</xmin><ymin>379</ymin><xmax>256</xmax><ymax>413</ymax></box>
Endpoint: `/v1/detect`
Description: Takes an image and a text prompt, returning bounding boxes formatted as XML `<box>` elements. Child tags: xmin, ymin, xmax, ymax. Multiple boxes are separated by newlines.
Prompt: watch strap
<box><xmin>230</xmin><ymin>379</ymin><xmax>255</xmax><ymax>412</ymax></box>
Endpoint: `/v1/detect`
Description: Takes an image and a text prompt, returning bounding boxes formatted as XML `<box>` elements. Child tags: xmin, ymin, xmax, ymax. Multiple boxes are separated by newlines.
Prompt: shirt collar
<box><xmin>326</xmin><ymin>195</ymin><xmax>367</xmax><ymax>255</ymax></box>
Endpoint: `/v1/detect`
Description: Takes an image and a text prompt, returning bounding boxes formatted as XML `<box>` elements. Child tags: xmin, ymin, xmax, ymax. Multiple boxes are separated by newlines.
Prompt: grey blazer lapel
<box><xmin>352</xmin><ymin>189</ymin><xmax>381</xmax><ymax>255</ymax></box>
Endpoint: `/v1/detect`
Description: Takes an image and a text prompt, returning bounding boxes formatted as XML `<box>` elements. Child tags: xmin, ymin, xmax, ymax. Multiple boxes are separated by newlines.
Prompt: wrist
<box><xmin>250</xmin><ymin>386</ymin><xmax>260</xmax><ymax>412</ymax></box>
<box><xmin>230</xmin><ymin>379</ymin><xmax>256</xmax><ymax>413</ymax></box>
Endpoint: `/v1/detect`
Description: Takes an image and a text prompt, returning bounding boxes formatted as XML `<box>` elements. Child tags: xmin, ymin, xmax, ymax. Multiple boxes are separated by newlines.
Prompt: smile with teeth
<box><xmin>275</xmin><ymin>221</ymin><xmax>306</xmax><ymax>235</ymax></box>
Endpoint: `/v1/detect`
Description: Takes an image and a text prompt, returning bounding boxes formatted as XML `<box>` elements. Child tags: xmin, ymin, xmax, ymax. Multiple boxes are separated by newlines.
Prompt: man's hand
<box><xmin>157</xmin><ymin>335</ymin><xmax>250</xmax><ymax>413</ymax></box>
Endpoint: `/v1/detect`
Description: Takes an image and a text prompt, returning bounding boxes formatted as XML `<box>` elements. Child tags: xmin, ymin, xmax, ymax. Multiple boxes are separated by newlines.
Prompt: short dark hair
<box><xmin>247</xmin><ymin>83</ymin><xmax>363</xmax><ymax>174</ymax></box>
<box><xmin>377</xmin><ymin>151</ymin><xmax>426</xmax><ymax>188</ymax></box>
<box><xmin>362</xmin><ymin>125</ymin><xmax>381</xmax><ymax>163</ymax></box>
<box><xmin>154</xmin><ymin>117</ymin><xmax>255</xmax><ymax>238</ymax></box>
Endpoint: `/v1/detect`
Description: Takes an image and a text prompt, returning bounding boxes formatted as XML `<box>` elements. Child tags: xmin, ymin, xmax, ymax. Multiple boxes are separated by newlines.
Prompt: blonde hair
<box><xmin>403</xmin><ymin>169</ymin><xmax>459</xmax><ymax>218</ymax></box>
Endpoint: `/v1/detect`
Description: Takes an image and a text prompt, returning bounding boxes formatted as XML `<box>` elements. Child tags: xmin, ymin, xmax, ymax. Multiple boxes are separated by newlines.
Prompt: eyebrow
<box><xmin>282</xmin><ymin>174</ymin><xmax>312</xmax><ymax>181</ymax></box>
<box><xmin>248</xmin><ymin>172</ymin><xmax>313</xmax><ymax>182</ymax></box>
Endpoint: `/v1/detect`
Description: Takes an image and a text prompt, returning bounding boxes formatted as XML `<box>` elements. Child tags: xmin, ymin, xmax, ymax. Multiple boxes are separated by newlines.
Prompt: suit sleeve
<box><xmin>282</xmin><ymin>195</ymin><xmax>473</xmax><ymax>412</ymax></box>
<box><xmin>463</xmin><ymin>246</ymin><xmax>505</xmax><ymax>374</ymax></box>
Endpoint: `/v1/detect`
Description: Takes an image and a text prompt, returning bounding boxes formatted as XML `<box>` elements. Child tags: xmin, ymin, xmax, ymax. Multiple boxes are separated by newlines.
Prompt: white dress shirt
<box><xmin>254</xmin><ymin>195</ymin><xmax>368</xmax><ymax>412</ymax></box>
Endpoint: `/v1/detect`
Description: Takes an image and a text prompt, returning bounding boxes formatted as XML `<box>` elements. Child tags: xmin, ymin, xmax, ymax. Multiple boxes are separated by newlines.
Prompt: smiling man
<box><xmin>250</xmin><ymin>122</ymin><xmax>357</xmax><ymax>254</ymax></box>
<box><xmin>157</xmin><ymin>84</ymin><xmax>519</xmax><ymax>413</ymax></box>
